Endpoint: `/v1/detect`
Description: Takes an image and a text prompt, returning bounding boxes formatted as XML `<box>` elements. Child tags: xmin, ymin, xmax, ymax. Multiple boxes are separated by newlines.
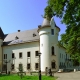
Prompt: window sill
<box><xmin>12</xmin><ymin>58</ymin><xmax>15</xmax><ymax>59</ymax></box>
<box><xmin>27</xmin><ymin>57</ymin><xmax>30</xmax><ymax>59</ymax></box>
<box><xmin>27</xmin><ymin>69</ymin><xmax>31</xmax><ymax>70</ymax></box>
<box><xmin>35</xmin><ymin>56</ymin><xmax>39</xmax><ymax>58</ymax></box>
<box><xmin>35</xmin><ymin>68</ymin><xmax>38</xmax><ymax>70</ymax></box>
<box><xmin>51</xmin><ymin>34</ymin><xmax>54</xmax><ymax>36</ymax></box>
<box><xmin>19</xmin><ymin>58</ymin><xmax>22</xmax><ymax>59</ymax></box>
<box><xmin>51</xmin><ymin>55</ymin><xmax>56</xmax><ymax>56</ymax></box>
<box><xmin>52</xmin><ymin>68</ymin><xmax>56</xmax><ymax>69</ymax></box>
<box><xmin>11</xmin><ymin>69</ymin><xmax>15</xmax><ymax>71</ymax></box>
<box><xmin>4</xmin><ymin>59</ymin><xmax>7</xmax><ymax>60</ymax></box>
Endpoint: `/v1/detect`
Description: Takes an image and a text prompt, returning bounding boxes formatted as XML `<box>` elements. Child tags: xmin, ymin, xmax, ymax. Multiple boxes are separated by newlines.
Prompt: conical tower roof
<box><xmin>41</xmin><ymin>18</ymin><xmax>51</xmax><ymax>27</ymax></box>
<box><xmin>38</xmin><ymin>17</ymin><xmax>60</xmax><ymax>32</ymax></box>
<box><xmin>38</xmin><ymin>18</ymin><xmax>51</xmax><ymax>31</ymax></box>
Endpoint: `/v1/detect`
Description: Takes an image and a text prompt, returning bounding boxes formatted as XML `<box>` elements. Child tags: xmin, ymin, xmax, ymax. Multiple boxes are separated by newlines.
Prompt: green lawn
<box><xmin>0</xmin><ymin>74</ymin><xmax>56</xmax><ymax>80</ymax></box>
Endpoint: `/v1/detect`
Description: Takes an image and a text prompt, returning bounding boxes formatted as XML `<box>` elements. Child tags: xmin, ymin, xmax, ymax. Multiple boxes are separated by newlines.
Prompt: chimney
<box><xmin>18</xmin><ymin>30</ymin><xmax>20</xmax><ymax>32</ymax></box>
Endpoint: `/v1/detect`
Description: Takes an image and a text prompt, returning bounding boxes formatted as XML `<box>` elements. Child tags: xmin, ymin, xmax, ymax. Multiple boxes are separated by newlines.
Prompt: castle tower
<box><xmin>0</xmin><ymin>27</ymin><xmax>4</xmax><ymax>71</ymax></box>
<box><xmin>38</xmin><ymin>17</ymin><xmax>60</xmax><ymax>72</ymax></box>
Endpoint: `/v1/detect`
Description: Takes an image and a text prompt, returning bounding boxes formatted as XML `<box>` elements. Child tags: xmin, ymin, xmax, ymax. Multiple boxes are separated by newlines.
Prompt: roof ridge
<box><xmin>7</xmin><ymin>28</ymin><xmax>38</xmax><ymax>34</ymax></box>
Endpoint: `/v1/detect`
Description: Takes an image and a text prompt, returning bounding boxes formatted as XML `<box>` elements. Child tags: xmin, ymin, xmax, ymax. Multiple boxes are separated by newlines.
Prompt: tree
<box><xmin>44</xmin><ymin>5</ymin><xmax>54</xmax><ymax>20</ymax></box>
<box><xmin>44</xmin><ymin>0</ymin><xmax>80</xmax><ymax>65</ymax></box>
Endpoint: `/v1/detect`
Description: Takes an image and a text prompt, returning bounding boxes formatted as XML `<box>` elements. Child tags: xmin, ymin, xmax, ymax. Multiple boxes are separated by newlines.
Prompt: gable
<box><xmin>0</xmin><ymin>27</ymin><xmax>4</xmax><ymax>39</ymax></box>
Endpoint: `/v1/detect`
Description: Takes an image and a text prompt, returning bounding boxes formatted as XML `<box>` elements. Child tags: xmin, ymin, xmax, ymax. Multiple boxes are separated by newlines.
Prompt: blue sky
<box><xmin>0</xmin><ymin>0</ymin><xmax>66</xmax><ymax>40</ymax></box>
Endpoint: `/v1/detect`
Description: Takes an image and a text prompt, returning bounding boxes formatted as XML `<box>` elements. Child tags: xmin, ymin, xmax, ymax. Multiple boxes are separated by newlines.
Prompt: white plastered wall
<box><xmin>3</xmin><ymin>41</ymin><xmax>39</xmax><ymax>72</ymax></box>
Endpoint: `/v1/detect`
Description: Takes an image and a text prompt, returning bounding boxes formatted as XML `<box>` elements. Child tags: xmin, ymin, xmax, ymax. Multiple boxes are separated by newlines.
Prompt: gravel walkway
<box><xmin>54</xmin><ymin>71</ymin><xmax>80</xmax><ymax>80</ymax></box>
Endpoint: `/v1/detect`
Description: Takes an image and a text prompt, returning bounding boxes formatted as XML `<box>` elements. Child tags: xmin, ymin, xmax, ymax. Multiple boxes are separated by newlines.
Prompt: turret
<box><xmin>38</xmin><ymin>17</ymin><xmax>60</xmax><ymax>72</ymax></box>
<box><xmin>38</xmin><ymin>18</ymin><xmax>51</xmax><ymax>72</ymax></box>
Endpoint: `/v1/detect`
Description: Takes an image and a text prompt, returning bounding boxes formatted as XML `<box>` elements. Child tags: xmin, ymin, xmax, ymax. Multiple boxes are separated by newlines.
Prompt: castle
<box><xmin>0</xmin><ymin>18</ymin><xmax>72</xmax><ymax>72</ymax></box>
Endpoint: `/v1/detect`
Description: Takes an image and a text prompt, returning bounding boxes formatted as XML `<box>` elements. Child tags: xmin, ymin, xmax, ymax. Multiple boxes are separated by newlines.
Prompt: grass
<box><xmin>0</xmin><ymin>74</ymin><xmax>56</xmax><ymax>80</ymax></box>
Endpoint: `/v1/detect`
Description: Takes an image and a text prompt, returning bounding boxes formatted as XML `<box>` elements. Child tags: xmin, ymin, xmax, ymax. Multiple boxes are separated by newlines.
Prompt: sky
<box><xmin>0</xmin><ymin>0</ymin><xmax>66</xmax><ymax>40</ymax></box>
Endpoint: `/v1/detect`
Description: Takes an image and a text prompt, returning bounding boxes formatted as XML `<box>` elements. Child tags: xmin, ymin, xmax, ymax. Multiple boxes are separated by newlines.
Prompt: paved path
<box><xmin>54</xmin><ymin>71</ymin><xmax>80</xmax><ymax>80</ymax></box>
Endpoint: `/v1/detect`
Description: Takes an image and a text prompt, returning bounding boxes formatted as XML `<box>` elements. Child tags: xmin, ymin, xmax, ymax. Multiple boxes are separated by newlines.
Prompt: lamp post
<box><xmin>4</xmin><ymin>60</ymin><xmax>10</xmax><ymax>74</ymax></box>
<box><xmin>38</xmin><ymin>52</ymin><xmax>41</xmax><ymax>80</ymax></box>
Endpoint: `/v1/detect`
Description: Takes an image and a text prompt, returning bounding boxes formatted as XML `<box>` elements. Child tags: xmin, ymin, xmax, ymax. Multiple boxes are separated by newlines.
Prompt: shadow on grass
<box><xmin>25</xmin><ymin>77</ymin><xmax>32</xmax><ymax>79</ymax></box>
<box><xmin>0</xmin><ymin>74</ymin><xmax>12</xmax><ymax>77</ymax></box>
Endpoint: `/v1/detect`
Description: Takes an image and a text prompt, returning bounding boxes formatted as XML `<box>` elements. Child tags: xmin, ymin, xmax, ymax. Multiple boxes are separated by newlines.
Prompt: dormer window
<box><xmin>51</xmin><ymin>29</ymin><xmax>54</xmax><ymax>35</ymax></box>
<box><xmin>33</xmin><ymin>33</ymin><xmax>36</xmax><ymax>37</ymax></box>
<box><xmin>15</xmin><ymin>36</ymin><xmax>19</xmax><ymax>39</ymax></box>
<box><xmin>38</xmin><ymin>25</ymin><xmax>41</xmax><ymax>28</ymax></box>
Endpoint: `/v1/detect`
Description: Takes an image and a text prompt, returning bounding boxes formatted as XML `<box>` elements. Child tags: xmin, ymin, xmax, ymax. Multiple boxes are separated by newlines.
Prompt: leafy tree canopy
<box><xmin>44</xmin><ymin>0</ymin><xmax>80</xmax><ymax>64</ymax></box>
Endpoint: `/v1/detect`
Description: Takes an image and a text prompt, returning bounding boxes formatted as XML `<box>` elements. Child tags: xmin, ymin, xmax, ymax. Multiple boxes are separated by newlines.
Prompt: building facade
<box><xmin>0</xmin><ymin>18</ymin><xmax>72</xmax><ymax>72</ymax></box>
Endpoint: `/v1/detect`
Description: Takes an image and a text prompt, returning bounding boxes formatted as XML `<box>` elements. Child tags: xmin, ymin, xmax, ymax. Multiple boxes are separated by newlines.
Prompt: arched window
<box><xmin>51</xmin><ymin>62</ymin><xmax>55</xmax><ymax>69</ymax></box>
<box><xmin>51</xmin><ymin>29</ymin><xmax>54</xmax><ymax>35</ymax></box>
<box><xmin>52</xmin><ymin>46</ymin><xmax>54</xmax><ymax>55</ymax></box>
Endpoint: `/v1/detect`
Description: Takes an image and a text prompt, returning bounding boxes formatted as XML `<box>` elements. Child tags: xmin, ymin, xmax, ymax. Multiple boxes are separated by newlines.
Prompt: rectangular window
<box><xmin>4</xmin><ymin>54</ymin><xmax>7</xmax><ymax>59</ymax></box>
<box><xmin>27</xmin><ymin>52</ymin><xmax>30</xmax><ymax>57</ymax></box>
<box><xmin>35</xmin><ymin>63</ymin><xmax>39</xmax><ymax>70</ymax></box>
<box><xmin>35</xmin><ymin>51</ymin><xmax>38</xmax><ymax>56</ymax></box>
<box><xmin>12</xmin><ymin>53</ymin><xmax>14</xmax><ymax>58</ymax></box>
<box><xmin>11</xmin><ymin>64</ymin><xmax>14</xmax><ymax>70</ymax></box>
<box><xmin>51</xmin><ymin>29</ymin><xmax>54</xmax><ymax>35</ymax></box>
<box><xmin>4</xmin><ymin>54</ymin><xmax>5</xmax><ymax>59</ymax></box>
<box><xmin>6</xmin><ymin>54</ymin><xmax>7</xmax><ymax>59</ymax></box>
<box><xmin>19</xmin><ymin>52</ymin><xmax>22</xmax><ymax>58</ymax></box>
<box><xmin>51</xmin><ymin>62</ymin><xmax>55</xmax><ymax>69</ymax></box>
<box><xmin>27</xmin><ymin>63</ymin><xmax>30</xmax><ymax>69</ymax></box>
<box><xmin>19</xmin><ymin>64</ymin><xmax>23</xmax><ymax>71</ymax></box>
